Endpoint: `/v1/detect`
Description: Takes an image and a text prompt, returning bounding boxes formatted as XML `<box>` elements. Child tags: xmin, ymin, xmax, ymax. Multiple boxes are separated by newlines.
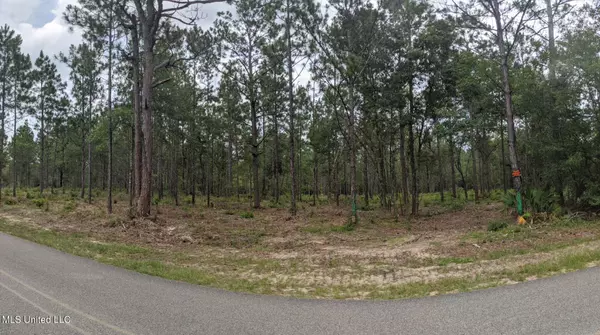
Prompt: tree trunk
<box><xmin>348</xmin><ymin>97</ymin><xmax>358</xmax><ymax>223</ymax></box>
<box><xmin>500</xmin><ymin>117</ymin><xmax>507</xmax><ymax>193</ymax></box>
<box><xmin>456</xmin><ymin>152</ymin><xmax>468</xmax><ymax>199</ymax></box>
<box><xmin>158</xmin><ymin>144</ymin><xmax>164</xmax><ymax>200</ymax></box>
<box><xmin>207</xmin><ymin>139</ymin><xmax>214</xmax><ymax>208</ymax></box>
<box><xmin>426</xmin><ymin>162</ymin><xmax>431</xmax><ymax>194</ymax></box>
<box><xmin>129</xmin><ymin>116</ymin><xmax>135</xmax><ymax>207</ymax></box>
<box><xmin>493</xmin><ymin>0</ymin><xmax>522</xmax><ymax>195</ymax></box>
<box><xmin>171</xmin><ymin>143</ymin><xmax>179</xmax><ymax>206</ymax></box>
<box><xmin>334</xmin><ymin>156</ymin><xmax>340</xmax><ymax>207</ymax></box>
<box><xmin>471</xmin><ymin>143</ymin><xmax>479</xmax><ymax>201</ymax></box>
<box><xmin>399</xmin><ymin>124</ymin><xmax>409</xmax><ymax>213</ymax></box>
<box><xmin>546</xmin><ymin>0</ymin><xmax>563</xmax><ymax>202</ymax></box>
<box><xmin>449</xmin><ymin>136</ymin><xmax>457</xmax><ymax>198</ymax></box>
<box><xmin>80</xmin><ymin>120</ymin><xmax>86</xmax><ymax>198</ymax></box>
<box><xmin>273</xmin><ymin>114</ymin><xmax>280</xmax><ymax>203</ymax></box>
<box><xmin>133</xmin><ymin>32</ymin><xmax>142</xmax><ymax>203</ymax></box>
<box><xmin>408</xmin><ymin>76</ymin><xmax>418</xmax><ymax>215</ymax></box>
<box><xmin>363</xmin><ymin>152</ymin><xmax>369</xmax><ymax>207</ymax></box>
<box><xmin>262</xmin><ymin>111</ymin><xmax>267</xmax><ymax>198</ymax></box>
<box><xmin>437</xmin><ymin>135</ymin><xmax>444</xmax><ymax>202</ymax></box>
<box><xmin>107</xmin><ymin>11</ymin><xmax>114</xmax><ymax>213</ymax></box>
<box><xmin>88</xmin><ymin>88</ymin><xmax>93</xmax><ymax>204</ymax></box>
<box><xmin>12</xmin><ymin>88</ymin><xmax>17</xmax><ymax>197</ymax></box>
<box><xmin>191</xmin><ymin>152</ymin><xmax>196</xmax><ymax>205</ymax></box>
<box><xmin>227</xmin><ymin>133</ymin><xmax>233</xmax><ymax>198</ymax></box>
<box><xmin>1</xmin><ymin>73</ymin><xmax>5</xmax><ymax>201</ymax></box>
<box><xmin>137</xmin><ymin>44</ymin><xmax>154</xmax><ymax>217</ymax></box>
<box><xmin>297</xmin><ymin>136</ymin><xmax>302</xmax><ymax>202</ymax></box>
<box><xmin>390</xmin><ymin>137</ymin><xmax>397</xmax><ymax>207</ymax></box>
<box><xmin>287</xmin><ymin>3</ymin><xmax>298</xmax><ymax>213</ymax></box>
<box><xmin>250</xmin><ymin>97</ymin><xmax>260</xmax><ymax>208</ymax></box>
<box><xmin>313</xmin><ymin>157</ymin><xmax>318</xmax><ymax>206</ymax></box>
<box><xmin>379</xmin><ymin>145</ymin><xmax>389</xmax><ymax>209</ymax></box>
<box><xmin>40</xmin><ymin>96</ymin><xmax>45</xmax><ymax>195</ymax></box>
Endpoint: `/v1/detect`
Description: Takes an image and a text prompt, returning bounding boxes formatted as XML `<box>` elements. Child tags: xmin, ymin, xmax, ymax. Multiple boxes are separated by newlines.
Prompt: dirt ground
<box><xmin>2</xmin><ymin>193</ymin><xmax>600</xmax><ymax>299</ymax></box>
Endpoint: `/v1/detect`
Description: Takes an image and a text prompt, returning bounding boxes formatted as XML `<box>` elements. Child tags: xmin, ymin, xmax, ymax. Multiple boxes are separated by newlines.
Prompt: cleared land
<box><xmin>1</xmin><ymin>190</ymin><xmax>600</xmax><ymax>299</ymax></box>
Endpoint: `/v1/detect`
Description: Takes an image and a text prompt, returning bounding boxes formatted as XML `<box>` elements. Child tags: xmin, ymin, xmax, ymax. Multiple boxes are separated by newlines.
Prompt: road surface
<box><xmin>1</xmin><ymin>232</ymin><xmax>600</xmax><ymax>335</ymax></box>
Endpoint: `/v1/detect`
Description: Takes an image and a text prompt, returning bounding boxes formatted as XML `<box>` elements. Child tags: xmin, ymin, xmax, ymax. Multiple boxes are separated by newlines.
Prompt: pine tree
<box><xmin>31</xmin><ymin>52</ymin><xmax>66</xmax><ymax>194</ymax></box>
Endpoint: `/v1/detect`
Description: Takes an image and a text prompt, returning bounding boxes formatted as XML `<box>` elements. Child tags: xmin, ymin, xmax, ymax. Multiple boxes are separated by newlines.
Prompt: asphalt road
<box><xmin>1</xmin><ymin>232</ymin><xmax>600</xmax><ymax>335</ymax></box>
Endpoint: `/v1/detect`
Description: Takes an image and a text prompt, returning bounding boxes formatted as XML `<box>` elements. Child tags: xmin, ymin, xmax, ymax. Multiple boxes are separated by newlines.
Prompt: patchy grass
<box><xmin>1</xmin><ymin>189</ymin><xmax>600</xmax><ymax>300</ymax></box>
<box><xmin>3</xmin><ymin>220</ymin><xmax>600</xmax><ymax>300</ymax></box>
<box><xmin>437</xmin><ymin>257</ymin><xmax>474</xmax><ymax>266</ymax></box>
<box><xmin>487</xmin><ymin>220</ymin><xmax>509</xmax><ymax>232</ymax></box>
<box><xmin>0</xmin><ymin>221</ymin><xmax>277</xmax><ymax>294</ymax></box>
<box><xmin>302</xmin><ymin>224</ymin><xmax>356</xmax><ymax>234</ymax></box>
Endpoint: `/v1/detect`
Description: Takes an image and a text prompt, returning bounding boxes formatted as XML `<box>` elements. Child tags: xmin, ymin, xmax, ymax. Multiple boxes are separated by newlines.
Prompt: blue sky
<box><xmin>28</xmin><ymin>0</ymin><xmax>57</xmax><ymax>27</ymax></box>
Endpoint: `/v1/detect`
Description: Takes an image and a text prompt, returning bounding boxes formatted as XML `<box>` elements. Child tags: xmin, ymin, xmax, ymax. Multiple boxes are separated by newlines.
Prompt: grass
<box><xmin>0</xmin><ymin>220</ymin><xmax>275</xmax><ymax>294</ymax></box>
<box><xmin>240</xmin><ymin>211</ymin><xmax>254</xmax><ymax>219</ymax></box>
<box><xmin>2</xmin><ymin>188</ymin><xmax>600</xmax><ymax>300</ymax></box>
<box><xmin>437</xmin><ymin>257</ymin><xmax>474</xmax><ymax>266</ymax></box>
<box><xmin>2</xmin><ymin>218</ymin><xmax>600</xmax><ymax>300</ymax></box>
<box><xmin>301</xmin><ymin>224</ymin><xmax>355</xmax><ymax>234</ymax></box>
<box><xmin>487</xmin><ymin>220</ymin><xmax>509</xmax><ymax>232</ymax></box>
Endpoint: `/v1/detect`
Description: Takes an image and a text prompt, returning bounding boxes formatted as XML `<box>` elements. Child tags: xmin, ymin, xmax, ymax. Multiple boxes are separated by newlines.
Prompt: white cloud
<box><xmin>1</xmin><ymin>0</ymin><xmax>82</xmax><ymax>81</ymax></box>
<box><xmin>0</xmin><ymin>0</ymin><xmax>42</xmax><ymax>23</ymax></box>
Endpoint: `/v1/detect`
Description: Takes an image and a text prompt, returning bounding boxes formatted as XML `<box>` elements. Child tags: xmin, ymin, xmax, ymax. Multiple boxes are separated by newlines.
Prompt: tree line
<box><xmin>0</xmin><ymin>0</ymin><xmax>598</xmax><ymax>221</ymax></box>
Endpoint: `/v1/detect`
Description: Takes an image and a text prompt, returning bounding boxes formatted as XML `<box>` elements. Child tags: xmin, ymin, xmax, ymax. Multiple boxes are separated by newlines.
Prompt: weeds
<box><xmin>32</xmin><ymin>198</ymin><xmax>47</xmax><ymax>209</ymax></box>
<box><xmin>62</xmin><ymin>201</ymin><xmax>77</xmax><ymax>213</ymax></box>
<box><xmin>240</xmin><ymin>211</ymin><xmax>254</xmax><ymax>219</ymax></box>
<box><xmin>487</xmin><ymin>220</ymin><xmax>509</xmax><ymax>232</ymax></box>
<box><xmin>4</xmin><ymin>198</ymin><xmax>17</xmax><ymax>206</ymax></box>
<box><xmin>437</xmin><ymin>257</ymin><xmax>474</xmax><ymax>266</ymax></box>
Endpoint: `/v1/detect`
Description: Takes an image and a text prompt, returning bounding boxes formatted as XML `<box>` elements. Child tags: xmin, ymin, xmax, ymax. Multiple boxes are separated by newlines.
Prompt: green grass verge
<box><xmin>1</xmin><ymin>220</ymin><xmax>599</xmax><ymax>300</ymax></box>
<box><xmin>0</xmin><ymin>221</ymin><xmax>275</xmax><ymax>295</ymax></box>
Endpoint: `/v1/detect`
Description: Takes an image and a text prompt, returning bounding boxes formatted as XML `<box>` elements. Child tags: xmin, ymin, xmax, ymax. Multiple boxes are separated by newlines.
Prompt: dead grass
<box><xmin>1</xmin><ymin>191</ymin><xmax>600</xmax><ymax>299</ymax></box>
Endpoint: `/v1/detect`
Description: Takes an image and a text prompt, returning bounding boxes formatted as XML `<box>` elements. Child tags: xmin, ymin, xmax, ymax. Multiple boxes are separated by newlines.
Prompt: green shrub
<box><xmin>552</xmin><ymin>203</ymin><xmax>564</xmax><ymax>216</ymax></box>
<box><xmin>524</xmin><ymin>189</ymin><xmax>557</xmax><ymax>213</ymax></box>
<box><xmin>268</xmin><ymin>201</ymin><xmax>283</xmax><ymax>208</ymax></box>
<box><xmin>343</xmin><ymin>215</ymin><xmax>358</xmax><ymax>231</ymax></box>
<box><xmin>4</xmin><ymin>197</ymin><xmax>17</xmax><ymax>205</ymax></box>
<box><xmin>503</xmin><ymin>188</ymin><xmax>557</xmax><ymax>214</ymax></box>
<box><xmin>487</xmin><ymin>220</ymin><xmax>509</xmax><ymax>232</ymax></box>
<box><xmin>359</xmin><ymin>204</ymin><xmax>374</xmax><ymax>211</ymax></box>
<box><xmin>503</xmin><ymin>190</ymin><xmax>516</xmax><ymax>209</ymax></box>
<box><xmin>442</xmin><ymin>198</ymin><xmax>466</xmax><ymax>211</ymax></box>
<box><xmin>62</xmin><ymin>201</ymin><xmax>77</xmax><ymax>213</ymax></box>
<box><xmin>331</xmin><ymin>223</ymin><xmax>355</xmax><ymax>232</ymax></box>
<box><xmin>553</xmin><ymin>215</ymin><xmax>591</xmax><ymax>228</ymax></box>
<box><xmin>107</xmin><ymin>215</ymin><xmax>124</xmax><ymax>228</ymax></box>
<box><xmin>240</xmin><ymin>211</ymin><xmax>254</xmax><ymax>219</ymax></box>
<box><xmin>489</xmin><ymin>189</ymin><xmax>505</xmax><ymax>201</ymax></box>
<box><xmin>32</xmin><ymin>198</ymin><xmax>47</xmax><ymax>209</ymax></box>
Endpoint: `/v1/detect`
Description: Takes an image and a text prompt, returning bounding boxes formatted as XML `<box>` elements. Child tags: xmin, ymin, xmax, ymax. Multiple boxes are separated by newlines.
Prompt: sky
<box><xmin>0</xmin><ymin>0</ymin><xmax>233</xmax><ymax>81</ymax></box>
<box><xmin>0</xmin><ymin>0</ymin><xmax>239</xmax><ymax>139</ymax></box>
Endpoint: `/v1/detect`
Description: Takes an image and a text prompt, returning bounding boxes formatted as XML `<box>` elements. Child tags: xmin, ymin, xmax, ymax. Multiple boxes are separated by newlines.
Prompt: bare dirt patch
<box><xmin>2</xmin><ymin>194</ymin><xmax>599</xmax><ymax>299</ymax></box>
